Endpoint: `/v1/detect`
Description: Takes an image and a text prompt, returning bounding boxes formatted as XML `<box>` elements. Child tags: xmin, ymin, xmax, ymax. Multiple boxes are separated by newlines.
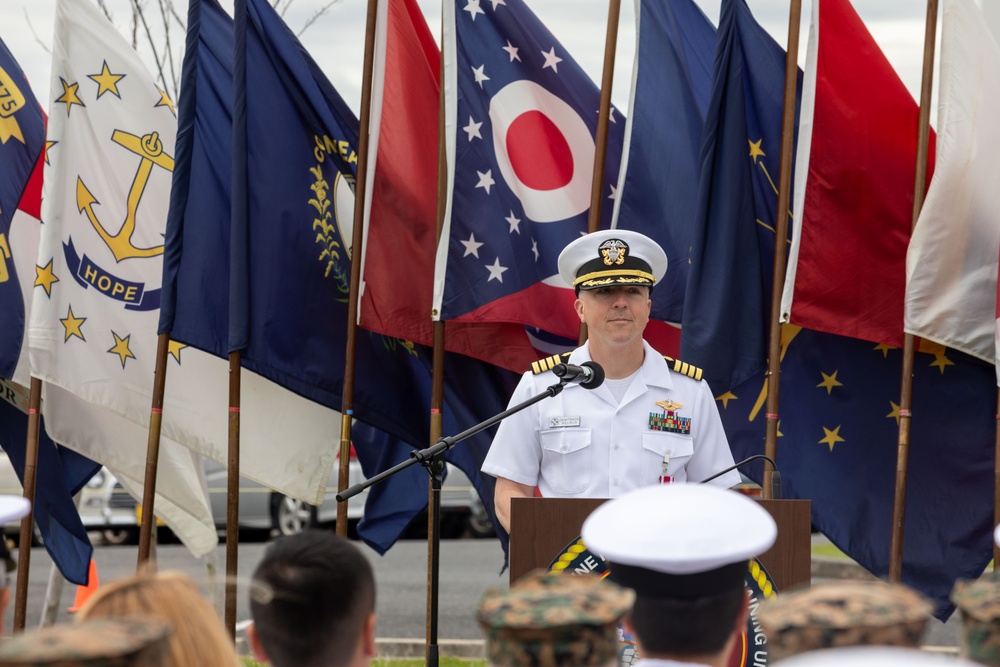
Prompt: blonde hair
<box><xmin>76</xmin><ymin>569</ymin><xmax>241</xmax><ymax>667</ymax></box>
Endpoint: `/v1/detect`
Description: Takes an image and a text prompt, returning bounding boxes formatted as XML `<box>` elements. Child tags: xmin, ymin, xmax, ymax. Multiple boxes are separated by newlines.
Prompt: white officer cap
<box><xmin>776</xmin><ymin>646</ymin><xmax>981</xmax><ymax>666</ymax></box>
<box><xmin>557</xmin><ymin>230</ymin><xmax>668</xmax><ymax>291</ymax></box>
<box><xmin>581</xmin><ymin>484</ymin><xmax>776</xmax><ymax>599</ymax></box>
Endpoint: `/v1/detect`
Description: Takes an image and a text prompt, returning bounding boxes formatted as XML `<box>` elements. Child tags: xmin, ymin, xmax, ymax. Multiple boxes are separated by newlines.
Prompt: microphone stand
<box><xmin>700</xmin><ymin>454</ymin><xmax>781</xmax><ymax>499</ymax></box>
<box><xmin>337</xmin><ymin>379</ymin><xmax>572</xmax><ymax>667</ymax></box>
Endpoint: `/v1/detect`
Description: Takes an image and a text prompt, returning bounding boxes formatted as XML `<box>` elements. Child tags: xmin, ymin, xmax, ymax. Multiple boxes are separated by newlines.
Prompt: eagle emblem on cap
<box><xmin>599</xmin><ymin>239</ymin><xmax>628</xmax><ymax>266</ymax></box>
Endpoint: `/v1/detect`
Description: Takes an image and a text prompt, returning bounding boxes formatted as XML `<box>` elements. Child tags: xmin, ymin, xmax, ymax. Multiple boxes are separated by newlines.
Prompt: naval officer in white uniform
<box><xmin>481</xmin><ymin>230</ymin><xmax>741</xmax><ymax>532</ymax></box>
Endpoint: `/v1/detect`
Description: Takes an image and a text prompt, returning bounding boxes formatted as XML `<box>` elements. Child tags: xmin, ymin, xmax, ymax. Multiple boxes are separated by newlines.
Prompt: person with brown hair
<box><xmin>247</xmin><ymin>530</ymin><xmax>376</xmax><ymax>667</ymax></box>
<box><xmin>76</xmin><ymin>569</ymin><xmax>240</xmax><ymax>667</ymax></box>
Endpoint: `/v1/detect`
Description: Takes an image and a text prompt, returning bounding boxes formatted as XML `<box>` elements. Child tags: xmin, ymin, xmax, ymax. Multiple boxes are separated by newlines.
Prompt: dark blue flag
<box><xmin>612</xmin><ymin>0</ymin><xmax>716</xmax><ymax>324</ymax></box>
<box><xmin>160</xmin><ymin>0</ymin><xmax>515</xmax><ymax>552</ymax></box>
<box><xmin>721</xmin><ymin>330</ymin><xmax>996</xmax><ymax>620</ymax></box>
<box><xmin>0</xmin><ymin>37</ymin><xmax>44</xmax><ymax>379</ymax></box>
<box><xmin>680</xmin><ymin>0</ymin><xmax>799</xmax><ymax>395</ymax></box>
<box><xmin>683</xmin><ymin>0</ymin><xmax>995</xmax><ymax>619</ymax></box>
<box><xmin>0</xmin><ymin>390</ymin><xmax>100</xmax><ymax>585</ymax></box>
<box><xmin>435</xmin><ymin>0</ymin><xmax>624</xmax><ymax>341</ymax></box>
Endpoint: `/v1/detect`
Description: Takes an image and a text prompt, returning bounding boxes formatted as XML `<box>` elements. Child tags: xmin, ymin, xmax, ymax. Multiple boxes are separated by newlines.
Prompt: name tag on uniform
<box><xmin>549</xmin><ymin>416</ymin><xmax>581</xmax><ymax>428</ymax></box>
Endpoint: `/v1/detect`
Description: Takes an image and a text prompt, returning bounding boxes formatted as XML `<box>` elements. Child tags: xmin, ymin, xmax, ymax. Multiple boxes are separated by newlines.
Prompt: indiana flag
<box><xmin>358</xmin><ymin>0</ymin><xmax>539</xmax><ymax>372</ymax></box>
<box><xmin>0</xmin><ymin>36</ymin><xmax>45</xmax><ymax>379</ymax></box>
<box><xmin>680</xmin><ymin>0</ymin><xmax>799</xmax><ymax>395</ymax></box>
<box><xmin>433</xmin><ymin>0</ymin><xmax>624</xmax><ymax>341</ymax></box>
<box><xmin>781</xmin><ymin>0</ymin><xmax>934</xmax><ymax>347</ymax></box>
<box><xmin>612</xmin><ymin>0</ymin><xmax>715</xmax><ymax>326</ymax></box>
<box><xmin>30</xmin><ymin>0</ymin><xmax>218</xmax><ymax>556</ymax></box>
<box><xmin>905</xmin><ymin>0</ymin><xmax>1000</xmax><ymax>364</ymax></box>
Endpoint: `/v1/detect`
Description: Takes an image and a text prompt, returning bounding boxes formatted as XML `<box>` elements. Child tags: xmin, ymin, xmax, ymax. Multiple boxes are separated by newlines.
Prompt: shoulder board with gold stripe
<box><xmin>663</xmin><ymin>356</ymin><xmax>704</xmax><ymax>382</ymax></box>
<box><xmin>531</xmin><ymin>352</ymin><xmax>573</xmax><ymax>375</ymax></box>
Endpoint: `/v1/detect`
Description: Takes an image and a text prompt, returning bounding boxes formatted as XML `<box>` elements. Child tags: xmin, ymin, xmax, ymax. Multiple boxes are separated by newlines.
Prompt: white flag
<box><xmin>904</xmin><ymin>0</ymin><xmax>1000</xmax><ymax>364</ymax></box>
<box><xmin>29</xmin><ymin>0</ymin><xmax>225</xmax><ymax>555</ymax></box>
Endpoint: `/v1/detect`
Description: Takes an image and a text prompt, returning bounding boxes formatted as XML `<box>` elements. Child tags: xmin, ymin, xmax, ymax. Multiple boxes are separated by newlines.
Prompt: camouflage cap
<box><xmin>0</xmin><ymin>617</ymin><xmax>171</xmax><ymax>666</ymax></box>
<box><xmin>477</xmin><ymin>569</ymin><xmax>634</xmax><ymax>667</ymax></box>
<box><xmin>759</xmin><ymin>580</ymin><xmax>932</xmax><ymax>661</ymax></box>
<box><xmin>952</xmin><ymin>574</ymin><xmax>1000</xmax><ymax>666</ymax></box>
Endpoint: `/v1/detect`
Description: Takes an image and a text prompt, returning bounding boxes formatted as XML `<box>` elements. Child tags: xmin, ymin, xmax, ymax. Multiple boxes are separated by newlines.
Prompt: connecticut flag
<box><xmin>434</xmin><ymin>0</ymin><xmax>624</xmax><ymax>340</ymax></box>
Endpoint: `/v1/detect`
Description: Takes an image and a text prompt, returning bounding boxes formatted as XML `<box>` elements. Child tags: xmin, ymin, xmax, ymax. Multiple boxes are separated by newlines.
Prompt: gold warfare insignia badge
<box><xmin>599</xmin><ymin>238</ymin><xmax>628</xmax><ymax>266</ymax></box>
<box><xmin>649</xmin><ymin>399</ymin><xmax>691</xmax><ymax>434</ymax></box>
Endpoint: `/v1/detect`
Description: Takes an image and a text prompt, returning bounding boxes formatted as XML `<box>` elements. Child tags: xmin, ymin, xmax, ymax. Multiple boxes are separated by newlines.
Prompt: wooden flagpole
<box><xmin>890</xmin><ymin>0</ymin><xmax>938</xmax><ymax>583</ymax></box>
<box><xmin>338</xmin><ymin>0</ymin><xmax>379</xmax><ymax>539</ymax></box>
<box><xmin>224</xmin><ymin>350</ymin><xmax>241</xmax><ymax>638</ymax></box>
<box><xmin>137</xmin><ymin>333</ymin><xmax>170</xmax><ymax>566</ymax></box>
<box><xmin>762</xmin><ymin>0</ymin><xmax>802</xmax><ymax>500</ymax></box>
<box><xmin>578</xmin><ymin>0</ymin><xmax>621</xmax><ymax>346</ymax></box>
<box><xmin>12</xmin><ymin>378</ymin><xmax>42</xmax><ymax>633</ymax></box>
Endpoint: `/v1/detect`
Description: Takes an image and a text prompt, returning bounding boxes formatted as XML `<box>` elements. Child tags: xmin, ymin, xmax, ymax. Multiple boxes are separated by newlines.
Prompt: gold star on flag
<box><xmin>44</xmin><ymin>140</ymin><xmax>57</xmax><ymax>164</ymax></box>
<box><xmin>55</xmin><ymin>78</ymin><xmax>85</xmax><ymax>116</ymax></box>
<box><xmin>873</xmin><ymin>343</ymin><xmax>894</xmax><ymax>358</ymax></box>
<box><xmin>930</xmin><ymin>353</ymin><xmax>954</xmax><ymax>374</ymax></box>
<box><xmin>168</xmin><ymin>340</ymin><xmax>187</xmax><ymax>364</ymax></box>
<box><xmin>819</xmin><ymin>425</ymin><xmax>844</xmax><ymax>452</ymax></box>
<box><xmin>34</xmin><ymin>260</ymin><xmax>59</xmax><ymax>296</ymax></box>
<box><xmin>108</xmin><ymin>331</ymin><xmax>136</xmax><ymax>368</ymax></box>
<box><xmin>60</xmin><ymin>306</ymin><xmax>86</xmax><ymax>342</ymax></box>
<box><xmin>154</xmin><ymin>87</ymin><xmax>175</xmax><ymax>116</ymax></box>
<box><xmin>715</xmin><ymin>391</ymin><xmax>737</xmax><ymax>409</ymax></box>
<box><xmin>748</xmin><ymin>138</ymin><xmax>765</xmax><ymax>164</ymax></box>
<box><xmin>816</xmin><ymin>370</ymin><xmax>843</xmax><ymax>395</ymax></box>
<box><xmin>88</xmin><ymin>61</ymin><xmax>126</xmax><ymax>98</ymax></box>
<box><xmin>886</xmin><ymin>401</ymin><xmax>901</xmax><ymax>425</ymax></box>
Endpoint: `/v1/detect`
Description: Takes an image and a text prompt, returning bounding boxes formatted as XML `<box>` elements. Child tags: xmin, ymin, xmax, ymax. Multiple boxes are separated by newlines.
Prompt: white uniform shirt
<box><xmin>482</xmin><ymin>341</ymin><xmax>742</xmax><ymax>497</ymax></box>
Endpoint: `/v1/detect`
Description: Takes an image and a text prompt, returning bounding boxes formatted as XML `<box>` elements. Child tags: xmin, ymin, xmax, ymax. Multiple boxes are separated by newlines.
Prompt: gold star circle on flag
<box><xmin>34</xmin><ymin>260</ymin><xmax>60</xmax><ymax>297</ymax></box>
<box><xmin>87</xmin><ymin>61</ymin><xmax>126</xmax><ymax>99</ymax></box>
<box><xmin>55</xmin><ymin>78</ymin><xmax>86</xmax><ymax>116</ymax></box>
<box><xmin>108</xmin><ymin>331</ymin><xmax>137</xmax><ymax>369</ymax></box>
<box><xmin>60</xmin><ymin>305</ymin><xmax>86</xmax><ymax>342</ymax></box>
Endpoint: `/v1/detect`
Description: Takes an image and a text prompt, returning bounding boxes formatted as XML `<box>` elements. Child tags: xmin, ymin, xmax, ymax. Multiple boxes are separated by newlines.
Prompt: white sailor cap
<box><xmin>994</xmin><ymin>523</ymin><xmax>1000</xmax><ymax>547</ymax></box>
<box><xmin>581</xmin><ymin>484</ymin><xmax>776</xmax><ymax>599</ymax></box>
<box><xmin>776</xmin><ymin>646</ymin><xmax>981</xmax><ymax>667</ymax></box>
<box><xmin>557</xmin><ymin>230</ymin><xmax>667</xmax><ymax>291</ymax></box>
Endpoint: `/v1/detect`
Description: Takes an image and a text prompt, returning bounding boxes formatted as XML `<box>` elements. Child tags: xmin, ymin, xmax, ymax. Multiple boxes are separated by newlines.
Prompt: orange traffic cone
<box><xmin>67</xmin><ymin>560</ymin><xmax>100</xmax><ymax>613</ymax></box>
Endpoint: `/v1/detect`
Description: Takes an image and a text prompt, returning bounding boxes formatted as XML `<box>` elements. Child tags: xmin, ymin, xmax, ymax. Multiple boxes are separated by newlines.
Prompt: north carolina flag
<box><xmin>781</xmin><ymin>0</ymin><xmax>934</xmax><ymax>347</ymax></box>
<box><xmin>433</xmin><ymin>0</ymin><xmax>624</xmax><ymax>341</ymax></box>
<box><xmin>905</xmin><ymin>0</ymin><xmax>1000</xmax><ymax>364</ymax></box>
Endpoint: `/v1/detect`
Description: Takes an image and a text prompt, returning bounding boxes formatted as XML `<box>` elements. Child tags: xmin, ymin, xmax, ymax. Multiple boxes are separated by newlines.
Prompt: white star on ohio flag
<box><xmin>486</xmin><ymin>257</ymin><xmax>508</xmax><ymax>283</ymax></box>
<box><xmin>475</xmin><ymin>169</ymin><xmax>495</xmax><ymax>194</ymax></box>
<box><xmin>502</xmin><ymin>40</ymin><xmax>520</xmax><ymax>62</ymax></box>
<box><xmin>472</xmin><ymin>64</ymin><xmax>490</xmax><ymax>88</ymax></box>
<box><xmin>505</xmin><ymin>211</ymin><xmax>521</xmax><ymax>234</ymax></box>
<box><xmin>490</xmin><ymin>0</ymin><xmax>506</xmax><ymax>8</ymax></box>
<box><xmin>541</xmin><ymin>47</ymin><xmax>563</xmax><ymax>72</ymax></box>
<box><xmin>463</xmin><ymin>117</ymin><xmax>483</xmax><ymax>141</ymax></box>
<box><xmin>463</xmin><ymin>0</ymin><xmax>485</xmax><ymax>20</ymax></box>
<box><xmin>461</xmin><ymin>233</ymin><xmax>484</xmax><ymax>258</ymax></box>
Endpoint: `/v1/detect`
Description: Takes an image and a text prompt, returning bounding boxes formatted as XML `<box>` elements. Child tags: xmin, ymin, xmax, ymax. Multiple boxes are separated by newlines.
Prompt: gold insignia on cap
<box><xmin>599</xmin><ymin>239</ymin><xmax>628</xmax><ymax>266</ymax></box>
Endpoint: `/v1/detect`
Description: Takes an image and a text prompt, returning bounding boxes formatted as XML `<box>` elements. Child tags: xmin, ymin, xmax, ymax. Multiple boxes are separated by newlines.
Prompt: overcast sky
<box><xmin>3</xmin><ymin>0</ymin><xmax>997</xmax><ymax>122</ymax></box>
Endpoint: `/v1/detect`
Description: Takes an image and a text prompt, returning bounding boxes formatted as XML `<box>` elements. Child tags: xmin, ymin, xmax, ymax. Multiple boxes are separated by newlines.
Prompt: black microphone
<box><xmin>552</xmin><ymin>361</ymin><xmax>605</xmax><ymax>390</ymax></box>
<box><xmin>699</xmin><ymin>454</ymin><xmax>781</xmax><ymax>500</ymax></box>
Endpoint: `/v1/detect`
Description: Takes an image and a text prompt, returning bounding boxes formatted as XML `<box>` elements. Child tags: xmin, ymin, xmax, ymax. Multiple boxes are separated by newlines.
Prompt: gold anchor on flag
<box><xmin>77</xmin><ymin>130</ymin><xmax>173</xmax><ymax>262</ymax></box>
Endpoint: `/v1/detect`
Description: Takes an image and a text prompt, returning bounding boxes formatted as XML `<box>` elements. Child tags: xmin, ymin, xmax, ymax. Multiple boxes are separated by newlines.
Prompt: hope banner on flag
<box><xmin>435</xmin><ymin>0</ymin><xmax>624</xmax><ymax>340</ymax></box>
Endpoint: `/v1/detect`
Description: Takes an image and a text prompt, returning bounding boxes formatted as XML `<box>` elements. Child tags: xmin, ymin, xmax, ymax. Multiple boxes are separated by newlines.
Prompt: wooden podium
<box><xmin>509</xmin><ymin>497</ymin><xmax>812</xmax><ymax>593</ymax></box>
